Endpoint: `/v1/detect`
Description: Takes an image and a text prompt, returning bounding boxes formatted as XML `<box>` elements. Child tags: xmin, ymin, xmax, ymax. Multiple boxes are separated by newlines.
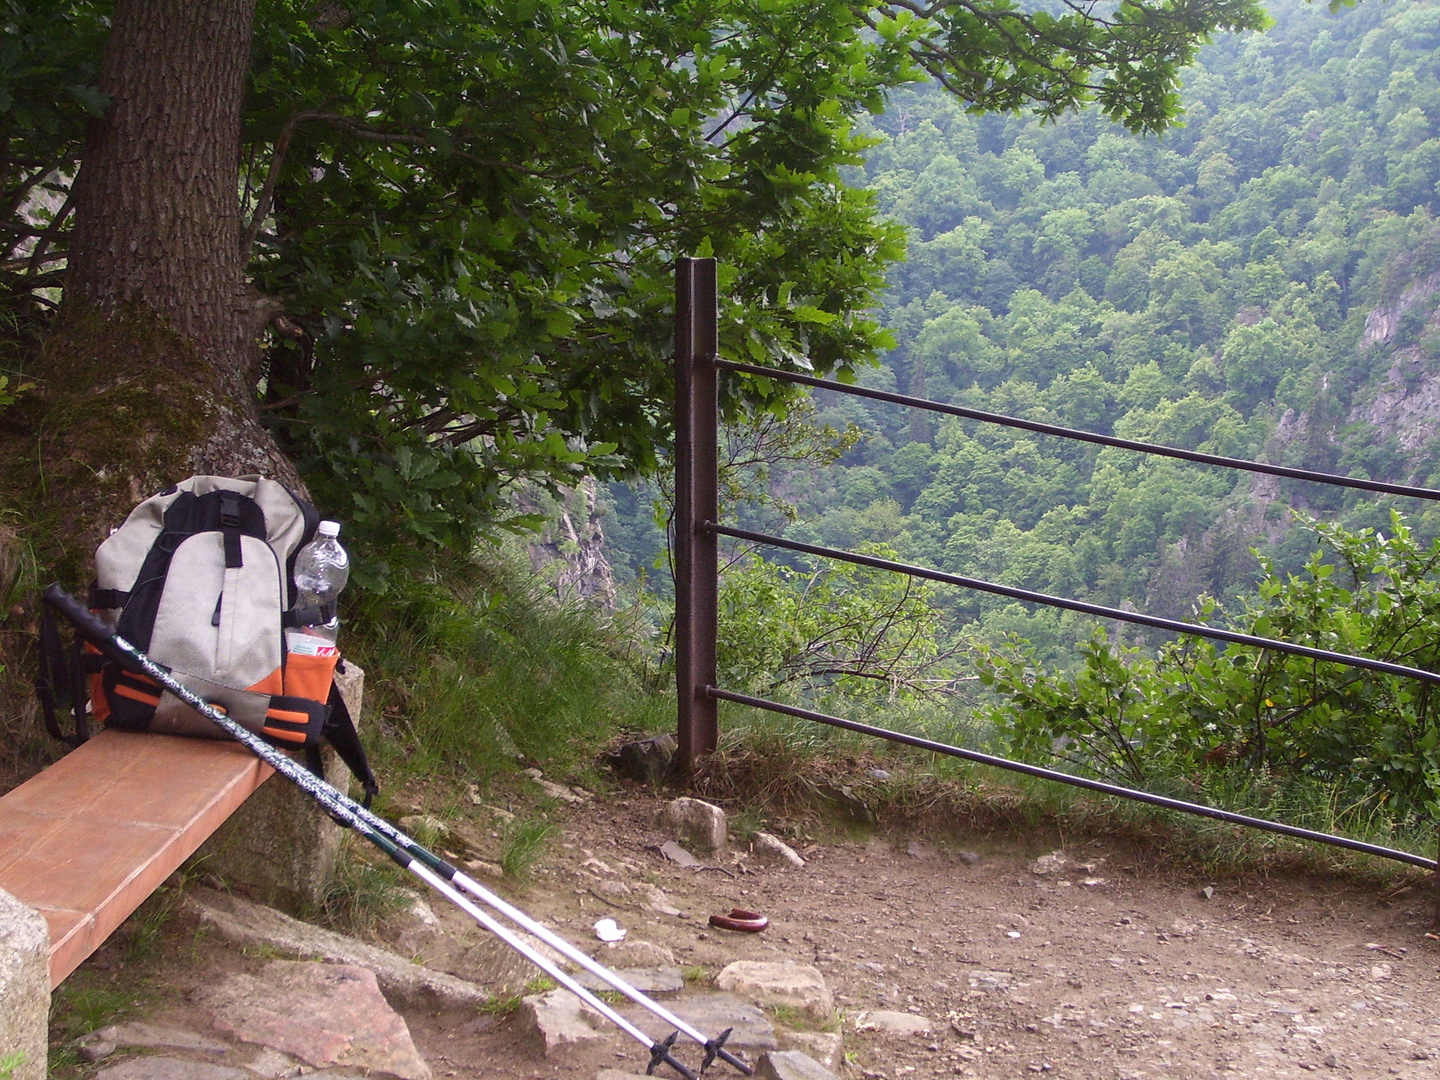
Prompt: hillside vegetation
<box><xmin>615</xmin><ymin>0</ymin><xmax>1440</xmax><ymax>644</ymax></box>
<box><xmin>597</xmin><ymin>0</ymin><xmax>1440</xmax><ymax>843</ymax></box>
<box><xmin>822</xmin><ymin>0</ymin><xmax>1440</xmax><ymax>639</ymax></box>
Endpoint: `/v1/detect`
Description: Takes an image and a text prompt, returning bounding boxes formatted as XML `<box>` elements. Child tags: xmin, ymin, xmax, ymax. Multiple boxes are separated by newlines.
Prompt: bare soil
<box><xmin>69</xmin><ymin>789</ymin><xmax>1440</xmax><ymax>1080</ymax></box>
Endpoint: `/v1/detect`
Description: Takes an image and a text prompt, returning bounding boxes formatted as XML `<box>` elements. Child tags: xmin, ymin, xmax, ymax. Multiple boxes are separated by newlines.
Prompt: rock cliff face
<box><xmin>519</xmin><ymin>478</ymin><xmax>617</xmax><ymax>607</ymax></box>
<box><xmin>1361</xmin><ymin>270</ymin><xmax>1440</xmax><ymax>348</ymax></box>
<box><xmin>1146</xmin><ymin>269</ymin><xmax>1440</xmax><ymax>613</ymax></box>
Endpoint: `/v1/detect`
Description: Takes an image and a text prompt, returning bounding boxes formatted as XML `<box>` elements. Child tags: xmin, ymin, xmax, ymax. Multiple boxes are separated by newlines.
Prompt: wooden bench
<box><xmin>0</xmin><ymin>667</ymin><xmax>363</xmax><ymax>1080</ymax></box>
<box><xmin>0</xmin><ymin>729</ymin><xmax>274</xmax><ymax>988</ymax></box>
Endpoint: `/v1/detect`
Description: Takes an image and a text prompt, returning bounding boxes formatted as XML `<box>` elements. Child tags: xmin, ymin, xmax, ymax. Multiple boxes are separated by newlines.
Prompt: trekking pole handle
<box><xmin>43</xmin><ymin>584</ymin><xmax>126</xmax><ymax>661</ymax></box>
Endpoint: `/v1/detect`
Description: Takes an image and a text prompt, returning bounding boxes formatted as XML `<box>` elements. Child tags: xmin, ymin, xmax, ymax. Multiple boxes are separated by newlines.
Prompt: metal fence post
<box><xmin>674</xmin><ymin>257</ymin><xmax>719</xmax><ymax>776</ymax></box>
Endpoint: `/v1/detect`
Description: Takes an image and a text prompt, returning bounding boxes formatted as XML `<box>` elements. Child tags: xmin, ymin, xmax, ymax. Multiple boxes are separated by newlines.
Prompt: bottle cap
<box><xmin>317</xmin><ymin>520</ymin><xmax>341</xmax><ymax>537</ymax></box>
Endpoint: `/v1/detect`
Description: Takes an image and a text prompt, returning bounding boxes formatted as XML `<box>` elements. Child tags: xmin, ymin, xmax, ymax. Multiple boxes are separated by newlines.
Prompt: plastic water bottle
<box><xmin>287</xmin><ymin>520</ymin><xmax>349</xmax><ymax>657</ymax></box>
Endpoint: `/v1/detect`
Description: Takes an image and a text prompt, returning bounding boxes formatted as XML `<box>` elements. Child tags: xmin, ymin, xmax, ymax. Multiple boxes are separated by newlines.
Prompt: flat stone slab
<box><xmin>855</xmin><ymin>1010</ymin><xmax>933</xmax><ymax>1037</ymax></box>
<box><xmin>196</xmin><ymin>960</ymin><xmax>431</xmax><ymax>1080</ymax></box>
<box><xmin>187</xmin><ymin>888</ymin><xmax>488</xmax><ymax>1010</ymax></box>
<box><xmin>716</xmin><ymin>960</ymin><xmax>834</xmax><ymax>1025</ymax></box>
<box><xmin>756</xmin><ymin>1050</ymin><xmax>843</xmax><ymax>1080</ymax></box>
<box><xmin>576</xmin><ymin>965</ymin><xmax>685</xmax><ymax>997</ymax></box>
<box><xmin>657</xmin><ymin>840</ymin><xmax>699</xmax><ymax>867</ymax></box>
<box><xmin>92</xmin><ymin>1059</ymin><xmax>250</xmax><ymax>1080</ymax></box>
<box><xmin>86</xmin><ymin>1023</ymin><xmax>230</xmax><ymax>1054</ymax></box>
<box><xmin>776</xmin><ymin>1031</ymin><xmax>843</xmax><ymax>1070</ymax></box>
<box><xmin>520</xmin><ymin>989</ymin><xmax>613</xmax><ymax>1057</ymax></box>
<box><xmin>622</xmin><ymin>991</ymin><xmax>777</xmax><ymax>1056</ymax></box>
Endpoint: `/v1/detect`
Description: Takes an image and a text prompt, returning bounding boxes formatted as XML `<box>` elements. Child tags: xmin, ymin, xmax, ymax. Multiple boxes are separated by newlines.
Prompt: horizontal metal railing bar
<box><xmin>710</xmin><ymin>523</ymin><xmax>1440</xmax><ymax>687</ymax></box>
<box><xmin>716</xmin><ymin>359</ymin><xmax>1440</xmax><ymax>502</ymax></box>
<box><xmin>707</xmin><ymin>686</ymin><xmax>1437</xmax><ymax>870</ymax></box>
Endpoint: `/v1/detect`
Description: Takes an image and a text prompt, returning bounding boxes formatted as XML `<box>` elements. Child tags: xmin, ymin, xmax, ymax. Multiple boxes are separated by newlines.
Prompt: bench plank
<box><xmin>0</xmin><ymin>729</ymin><xmax>273</xmax><ymax>986</ymax></box>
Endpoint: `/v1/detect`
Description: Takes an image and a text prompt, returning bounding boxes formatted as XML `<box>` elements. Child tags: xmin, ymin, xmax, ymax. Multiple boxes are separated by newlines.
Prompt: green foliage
<box><xmin>6</xmin><ymin>0</ymin><xmax>1263</xmax><ymax>571</ymax></box>
<box><xmin>319</xmin><ymin>845</ymin><xmax>410</xmax><ymax>937</ymax></box>
<box><xmin>717</xmin><ymin>545</ymin><xmax>955</xmax><ymax>700</ymax></box>
<box><xmin>607</xmin><ymin>0</ymin><xmax>1440</xmax><ymax>670</ymax></box>
<box><xmin>980</xmin><ymin>515</ymin><xmax>1440</xmax><ymax>820</ymax></box>
<box><xmin>499</xmin><ymin>815</ymin><xmax>557</xmax><ymax>878</ymax></box>
<box><xmin>346</xmin><ymin>545</ymin><xmax>668</xmax><ymax>785</ymax></box>
<box><xmin>0</xmin><ymin>375</ymin><xmax>32</xmax><ymax>410</ymax></box>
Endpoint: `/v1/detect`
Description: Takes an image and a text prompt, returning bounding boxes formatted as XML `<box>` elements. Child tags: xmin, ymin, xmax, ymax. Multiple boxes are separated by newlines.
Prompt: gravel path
<box><xmin>77</xmin><ymin>790</ymin><xmax>1440</xmax><ymax>1080</ymax></box>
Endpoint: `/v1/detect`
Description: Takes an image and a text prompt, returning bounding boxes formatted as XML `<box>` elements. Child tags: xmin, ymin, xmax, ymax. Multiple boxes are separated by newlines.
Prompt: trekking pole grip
<box><xmin>43</xmin><ymin>584</ymin><xmax>124</xmax><ymax>658</ymax></box>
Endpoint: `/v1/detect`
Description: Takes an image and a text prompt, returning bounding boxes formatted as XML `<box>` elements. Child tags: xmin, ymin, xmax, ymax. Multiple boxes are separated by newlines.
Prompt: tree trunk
<box><xmin>10</xmin><ymin>0</ymin><xmax>300</xmax><ymax>564</ymax></box>
<box><xmin>67</xmin><ymin>0</ymin><xmax>260</xmax><ymax>377</ymax></box>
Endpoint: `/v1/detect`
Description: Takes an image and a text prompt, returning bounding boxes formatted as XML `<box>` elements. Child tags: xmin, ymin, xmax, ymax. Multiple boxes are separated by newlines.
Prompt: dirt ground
<box><xmin>81</xmin><ymin>789</ymin><xmax>1440</xmax><ymax>1080</ymax></box>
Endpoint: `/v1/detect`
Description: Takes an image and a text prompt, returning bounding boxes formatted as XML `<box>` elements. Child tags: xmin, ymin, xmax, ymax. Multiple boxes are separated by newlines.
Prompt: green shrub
<box><xmin>980</xmin><ymin>513</ymin><xmax>1440</xmax><ymax>822</ymax></box>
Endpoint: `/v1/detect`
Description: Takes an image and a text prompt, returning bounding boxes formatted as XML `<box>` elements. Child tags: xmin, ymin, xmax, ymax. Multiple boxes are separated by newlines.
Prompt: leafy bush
<box><xmin>717</xmin><ymin>544</ymin><xmax>958</xmax><ymax>701</ymax></box>
<box><xmin>980</xmin><ymin>514</ymin><xmax>1440</xmax><ymax>820</ymax></box>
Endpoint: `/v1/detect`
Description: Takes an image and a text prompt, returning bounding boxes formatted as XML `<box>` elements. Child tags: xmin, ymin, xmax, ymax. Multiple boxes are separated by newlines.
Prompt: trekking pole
<box><xmin>361</xmin><ymin>819</ymin><xmax>752</xmax><ymax>1075</ymax></box>
<box><xmin>41</xmin><ymin>585</ymin><xmax>705</xmax><ymax>1080</ymax></box>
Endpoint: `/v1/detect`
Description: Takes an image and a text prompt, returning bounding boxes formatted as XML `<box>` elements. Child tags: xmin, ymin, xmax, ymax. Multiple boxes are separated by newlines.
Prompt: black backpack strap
<box><xmin>322</xmin><ymin>681</ymin><xmax>378</xmax><ymax>808</ymax></box>
<box><xmin>35</xmin><ymin>604</ymin><xmax>90</xmax><ymax>747</ymax></box>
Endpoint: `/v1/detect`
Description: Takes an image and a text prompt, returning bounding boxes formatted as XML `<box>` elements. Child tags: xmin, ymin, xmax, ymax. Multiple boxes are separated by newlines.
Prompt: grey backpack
<box><xmin>37</xmin><ymin>475</ymin><xmax>377</xmax><ymax>801</ymax></box>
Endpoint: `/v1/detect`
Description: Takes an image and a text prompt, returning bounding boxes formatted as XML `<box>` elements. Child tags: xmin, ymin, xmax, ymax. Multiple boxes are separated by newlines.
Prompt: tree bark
<box><xmin>13</xmin><ymin>0</ymin><xmax>301</xmax><ymax>561</ymax></box>
<box><xmin>67</xmin><ymin>0</ymin><xmax>261</xmax><ymax>379</ymax></box>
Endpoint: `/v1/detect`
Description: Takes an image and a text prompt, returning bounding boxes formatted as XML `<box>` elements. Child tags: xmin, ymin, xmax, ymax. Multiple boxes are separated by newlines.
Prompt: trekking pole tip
<box><xmin>646</xmin><ymin>1033</ymin><xmax>695</xmax><ymax>1080</ymax></box>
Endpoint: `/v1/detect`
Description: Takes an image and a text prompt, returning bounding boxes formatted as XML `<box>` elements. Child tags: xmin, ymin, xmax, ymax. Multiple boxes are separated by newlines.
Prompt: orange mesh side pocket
<box><xmin>284</xmin><ymin>650</ymin><xmax>339</xmax><ymax>706</ymax></box>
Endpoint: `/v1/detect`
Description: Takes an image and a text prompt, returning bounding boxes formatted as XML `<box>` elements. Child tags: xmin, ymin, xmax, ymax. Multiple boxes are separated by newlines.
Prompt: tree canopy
<box><xmin>1</xmin><ymin>0</ymin><xmax>1265</xmax><ymax>577</ymax></box>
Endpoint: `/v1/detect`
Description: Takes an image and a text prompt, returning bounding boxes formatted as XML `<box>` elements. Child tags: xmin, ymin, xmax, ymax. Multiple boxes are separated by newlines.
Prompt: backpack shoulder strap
<box><xmin>35</xmin><ymin>604</ymin><xmax>93</xmax><ymax>747</ymax></box>
<box><xmin>321</xmin><ymin>679</ymin><xmax>379</xmax><ymax>807</ymax></box>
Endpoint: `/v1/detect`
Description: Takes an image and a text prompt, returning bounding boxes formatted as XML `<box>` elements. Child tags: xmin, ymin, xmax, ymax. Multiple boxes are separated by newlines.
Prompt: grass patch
<box><xmin>479</xmin><ymin>974</ymin><xmax>559</xmax><ymax>1010</ymax></box>
<box><xmin>763</xmin><ymin>1004</ymin><xmax>840</xmax><ymax>1032</ymax></box>
<box><xmin>317</xmin><ymin>842</ymin><xmax>410</xmax><ymax>937</ymax></box>
<box><xmin>478</xmin><ymin>992</ymin><xmax>525</xmax><ymax>1016</ymax></box>
<box><xmin>500</xmin><ymin>815</ymin><xmax>557</xmax><ymax>878</ymax></box>
<box><xmin>694</xmin><ymin>696</ymin><xmax>1437</xmax><ymax>888</ymax></box>
<box><xmin>49</xmin><ymin>982</ymin><xmax>135</xmax><ymax>1056</ymax></box>
<box><xmin>346</xmin><ymin>547</ymin><xmax>672</xmax><ymax>800</ymax></box>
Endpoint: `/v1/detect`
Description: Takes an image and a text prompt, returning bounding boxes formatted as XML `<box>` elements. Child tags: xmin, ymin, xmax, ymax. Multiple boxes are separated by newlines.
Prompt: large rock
<box><xmin>716</xmin><ymin>961</ymin><xmax>834</xmax><ymax>1025</ymax></box>
<box><xmin>0</xmin><ymin>886</ymin><xmax>48</xmax><ymax>1080</ymax></box>
<box><xmin>186</xmin><ymin>887</ymin><xmax>489</xmax><ymax>1009</ymax></box>
<box><xmin>658</xmin><ymin>797</ymin><xmax>727</xmax><ymax>852</ymax></box>
<box><xmin>197</xmin><ymin>960</ymin><xmax>431</xmax><ymax>1080</ymax></box>
<box><xmin>576</xmin><ymin>966</ymin><xmax>685</xmax><ymax>998</ymax></box>
<box><xmin>755</xmin><ymin>1050</ymin><xmax>843</xmax><ymax>1080</ymax></box>
<box><xmin>519</xmin><ymin>989</ymin><xmax>614</xmax><ymax>1057</ymax></box>
<box><xmin>622</xmin><ymin>992</ymin><xmax>778</xmax><ymax>1057</ymax></box>
<box><xmin>751</xmin><ymin>832</ymin><xmax>805</xmax><ymax>868</ymax></box>
<box><xmin>594</xmin><ymin>939</ymin><xmax>675</xmax><ymax>968</ymax></box>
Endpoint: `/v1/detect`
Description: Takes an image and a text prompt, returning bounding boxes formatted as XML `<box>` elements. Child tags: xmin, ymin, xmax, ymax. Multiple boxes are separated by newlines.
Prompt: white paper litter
<box><xmin>594</xmin><ymin>918</ymin><xmax>627</xmax><ymax>942</ymax></box>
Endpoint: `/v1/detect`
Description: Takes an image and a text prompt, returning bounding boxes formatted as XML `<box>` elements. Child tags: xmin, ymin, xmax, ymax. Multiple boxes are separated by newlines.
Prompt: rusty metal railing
<box><xmin>670</xmin><ymin>256</ymin><xmax>1440</xmax><ymax>878</ymax></box>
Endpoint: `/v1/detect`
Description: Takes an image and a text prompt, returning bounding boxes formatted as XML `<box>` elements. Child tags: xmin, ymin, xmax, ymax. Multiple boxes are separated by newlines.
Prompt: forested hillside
<box><xmin>610</xmin><ymin>0</ymin><xmax>1440</xmax><ymax>667</ymax></box>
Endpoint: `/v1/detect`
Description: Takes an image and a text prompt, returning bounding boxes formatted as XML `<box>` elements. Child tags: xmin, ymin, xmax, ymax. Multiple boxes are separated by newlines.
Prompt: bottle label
<box><xmin>287</xmin><ymin>633</ymin><xmax>339</xmax><ymax>658</ymax></box>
